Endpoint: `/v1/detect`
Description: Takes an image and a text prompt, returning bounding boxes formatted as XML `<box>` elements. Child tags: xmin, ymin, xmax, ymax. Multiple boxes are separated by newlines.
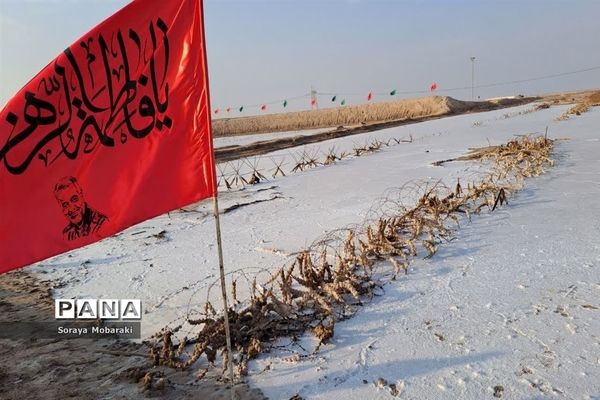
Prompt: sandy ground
<box><xmin>0</xmin><ymin>271</ymin><xmax>266</xmax><ymax>400</ymax></box>
<box><xmin>538</xmin><ymin>88</ymin><xmax>600</xmax><ymax>104</ymax></box>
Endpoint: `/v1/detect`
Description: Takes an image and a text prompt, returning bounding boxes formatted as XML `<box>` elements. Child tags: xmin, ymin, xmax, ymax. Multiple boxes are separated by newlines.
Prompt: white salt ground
<box><xmin>27</xmin><ymin>103</ymin><xmax>600</xmax><ymax>399</ymax></box>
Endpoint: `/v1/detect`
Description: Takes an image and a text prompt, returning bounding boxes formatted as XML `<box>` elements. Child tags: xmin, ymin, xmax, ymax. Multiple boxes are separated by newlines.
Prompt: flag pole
<box><xmin>197</xmin><ymin>0</ymin><xmax>236</xmax><ymax>396</ymax></box>
<box><xmin>212</xmin><ymin>195</ymin><xmax>237</xmax><ymax>392</ymax></box>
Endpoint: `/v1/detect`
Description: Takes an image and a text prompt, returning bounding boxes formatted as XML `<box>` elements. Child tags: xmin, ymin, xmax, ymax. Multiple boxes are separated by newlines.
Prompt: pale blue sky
<box><xmin>1</xmin><ymin>0</ymin><xmax>600</xmax><ymax>114</ymax></box>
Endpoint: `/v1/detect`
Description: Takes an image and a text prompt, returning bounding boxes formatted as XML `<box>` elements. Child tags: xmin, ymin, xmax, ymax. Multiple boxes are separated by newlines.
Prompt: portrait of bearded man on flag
<box><xmin>0</xmin><ymin>0</ymin><xmax>216</xmax><ymax>273</ymax></box>
<box><xmin>53</xmin><ymin>176</ymin><xmax>107</xmax><ymax>241</ymax></box>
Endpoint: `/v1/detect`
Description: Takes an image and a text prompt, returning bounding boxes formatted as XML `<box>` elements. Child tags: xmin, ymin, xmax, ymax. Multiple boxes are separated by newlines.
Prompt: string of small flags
<box><xmin>212</xmin><ymin>83</ymin><xmax>439</xmax><ymax>115</ymax></box>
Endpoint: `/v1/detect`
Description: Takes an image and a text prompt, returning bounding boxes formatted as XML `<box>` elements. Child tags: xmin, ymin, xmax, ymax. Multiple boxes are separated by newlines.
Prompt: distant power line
<box><xmin>318</xmin><ymin>65</ymin><xmax>600</xmax><ymax>97</ymax></box>
<box><xmin>213</xmin><ymin>64</ymin><xmax>600</xmax><ymax>112</ymax></box>
<box><xmin>449</xmin><ymin>65</ymin><xmax>600</xmax><ymax>91</ymax></box>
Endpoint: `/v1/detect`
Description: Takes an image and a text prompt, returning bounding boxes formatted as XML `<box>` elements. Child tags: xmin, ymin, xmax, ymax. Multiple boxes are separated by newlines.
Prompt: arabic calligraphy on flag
<box><xmin>0</xmin><ymin>0</ymin><xmax>216</xmax><ymax>273</ymax></box>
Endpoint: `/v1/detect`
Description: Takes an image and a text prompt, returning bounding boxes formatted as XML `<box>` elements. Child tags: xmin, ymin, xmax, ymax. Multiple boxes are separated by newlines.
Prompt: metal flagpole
<box><xmin>197</xmin><ymin>0</ymin><xmax>236</xmax><ymax>398</ymax></box>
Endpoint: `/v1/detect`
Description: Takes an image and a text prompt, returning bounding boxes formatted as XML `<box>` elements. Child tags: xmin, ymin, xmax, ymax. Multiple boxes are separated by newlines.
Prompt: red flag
<box><xmin>226</xmin><ymin>107</ymin><xmax>231</xmax><ymax>113</ymax></box>
<box><xmin>310</xmin><ymin>98</ymin><xmax>317</xmax><ymax>106</ymax></box>
<box><xmin>214</xmin><ymin>108</ymin><xmax>219</xmax><ymax>115</ymax></box>
<box><xmin>260</xmin><ymin>104</ymin><xmax>267</xmax><ymax>111</ymax></box>
<box><xmin>367</xmin><ymin>92</ymin><xmax>373</xmax><ymax>101</ymax></box>
<box><xmin>430</xmin><ymin>83</ymin><xmax>438</xmax><ymax>92</ymax></box>
<box><xmin>0</xmin><ymin>0</ymin><xmax>216</xmax><ymax>273</ymax></box>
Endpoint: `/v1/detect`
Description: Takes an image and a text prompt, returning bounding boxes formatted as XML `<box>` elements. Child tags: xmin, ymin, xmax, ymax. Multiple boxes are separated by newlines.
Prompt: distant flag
<box><xmin>261</xmin><ymin>104</ymin><xmax>267</xmax><ymax>111</ymax></box>
<box><xmin>341</xmin><ymin>99</ymin><xmax>346</xmax><ymax>105</ymax></box>
<box><xmin>331</xmin><ymin>95</ymin><xmax>337</xmax><ymax>102</ymax></box>
<box><xmin>214</xmin><ymin>108</ymin><xmax>219</xmax><ymax>115</ymax></box>
<box><xmin>283</xmin><ymin>100</ymin><xmax>288</xmax><ymax>108</ymax></box>
<box><xmin>0</xmin><ymin>0</ymin><xmax>216</xmax><ymax>273</ymax></box>
<box><xmin>430</xmin><ymin>82</ymin><xmax>438</xmax><ymax>92</ymax></box>
<box><xmin>390</xmin><ymin>89</ymin><xmax>397</xmax><ymax>96</ymax></box>
<box><xmin>367</xmin><ymin>91</ymin><xmax>373</xmax><ymax>101</ymax></box>
<box><xmin>239</xmin><ymin>106</ymin><xmax>244</xmax><ymax>112</ymax></box>
<box><xmin>311</xmin><ymin>98</ymin><xmax>317</xmax><ymax>107</ymax></box>
<box><xmin>226</xmin><ymin>107</ymin><xmax>231</xmax><ymax>113</ymax></box>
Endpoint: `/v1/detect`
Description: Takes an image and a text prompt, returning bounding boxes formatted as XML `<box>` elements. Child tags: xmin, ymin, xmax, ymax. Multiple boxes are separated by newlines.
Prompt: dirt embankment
<box><xmin>538</xmin><ymin>89</ymin><xmax>600</xmax><ymax>105</ymax></box>
<box><xmin>212</xmin><ymin>95</ymin><xmax>535</xmax><ymax>137</ymax></box>
<box><xmin>549</xmin><ymin>90</ymin><xmax>600</xmax><ymax>121</ymax></box>
<box><xmin>214</xmin><ymin>96</ymin><xmax>536</xmax><ymax>163</ymax></box>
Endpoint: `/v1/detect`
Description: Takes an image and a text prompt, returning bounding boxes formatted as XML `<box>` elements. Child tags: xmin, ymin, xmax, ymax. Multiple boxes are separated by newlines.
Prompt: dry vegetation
<box><xmin>554</xmin><ymin>91</ymin><xmax>600</xmax><ymax>121</ymax></box>
<box><xmin>217</xmin><ymin>136</ymin><xmax>411</xmax><ymax>190</ymax></box>
<box><xmin>146</xmin><ymin>135</ymin><xmax>556</xmax><ymax>383</ymax></box>
<box><xmin>211</xmin><ymin>90</ymin><xmax>597</xmax><ymax>140</ymax></box>
<box><xmin>212</xmin><ymin>96</ymin><xmax>534</xmax><ymax>137</ymax></box>
<box><xmin>540</xmin><ymin>89</ymin><xmax>600</xmax><ymax>105</ymax></box>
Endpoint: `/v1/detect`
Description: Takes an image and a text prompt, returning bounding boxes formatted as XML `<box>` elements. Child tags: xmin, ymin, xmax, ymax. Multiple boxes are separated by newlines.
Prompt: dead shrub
<box><xmin>149</xmin><ymin>135</ymin><xmax>555</xmax><ymax>379</ymax></box>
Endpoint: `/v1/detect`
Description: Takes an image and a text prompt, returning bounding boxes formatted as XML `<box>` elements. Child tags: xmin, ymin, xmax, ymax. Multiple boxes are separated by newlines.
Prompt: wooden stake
<box><xmin>491</xmin><ymin>188</ymin><xmax>507</xmax><ymax>211</ymax></box>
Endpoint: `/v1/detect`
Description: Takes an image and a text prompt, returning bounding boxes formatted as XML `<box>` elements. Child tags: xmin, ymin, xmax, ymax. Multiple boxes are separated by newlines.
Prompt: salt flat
<box><xmin>26</xmin><ymin>102</ymin><xmax>600</xmax><ymax>399</ymax></box>
<box><xmin>213</xmin><ymin>127</ymin><xmax>330</xmax><ymax>148</ymax></box>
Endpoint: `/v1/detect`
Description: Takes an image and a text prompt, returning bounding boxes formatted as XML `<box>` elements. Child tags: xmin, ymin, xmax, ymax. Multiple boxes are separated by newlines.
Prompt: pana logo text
<box><xmin>55</xmin><ymin>299</ymin><xmax>142</xmax><ymax>320</ymax></box>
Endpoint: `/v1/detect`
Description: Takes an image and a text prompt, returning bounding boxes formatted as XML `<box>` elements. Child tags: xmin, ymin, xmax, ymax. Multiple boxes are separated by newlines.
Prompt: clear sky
<box><xmin>1</xmin><ymin>0</ymin><xmax>600</xmax><ymax>114</ymax></box>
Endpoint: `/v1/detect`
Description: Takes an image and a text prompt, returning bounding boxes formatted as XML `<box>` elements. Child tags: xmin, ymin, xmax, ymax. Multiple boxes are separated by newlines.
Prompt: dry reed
<box><xmin>147</xmin><ymin>135</ymin><xmax>556</xmax><ymax>380</ymax></box>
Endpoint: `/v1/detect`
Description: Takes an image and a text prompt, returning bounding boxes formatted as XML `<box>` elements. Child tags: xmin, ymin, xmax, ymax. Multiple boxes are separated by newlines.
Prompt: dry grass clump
<box><xmin>433</xmin><ymin>135</ymin><xmax>555</xmax><ymax>177</ymax></box>
<box><xmin>555</xmin><ymin>92</ymin><xmax>600</xmax><ymax>121</ymax></box>
<box><xmin>148</xmin><ymin>135</ymin><xmax>556</xmax><ymax>378</ymax></box>
<box><xmin>322</xmin><ymin>147</ymin><xmax>343</xmax><ymax>165</ymax></box>
<box><xmin>556</xmin><ymin>103</ymin><xmax>590</xmax><ymax>121</ymax></box>
<box><xmin>463</xmin><ymin>136</ymin><xmax>555</xmax><ymax>178</ymax></box>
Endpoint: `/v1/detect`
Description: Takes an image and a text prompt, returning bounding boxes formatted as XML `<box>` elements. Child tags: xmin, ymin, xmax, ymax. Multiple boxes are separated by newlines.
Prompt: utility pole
<box><xmin>470</xmin><ymin>56</ymin><xmax>476</xmax><ymax>100</ymax></box>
